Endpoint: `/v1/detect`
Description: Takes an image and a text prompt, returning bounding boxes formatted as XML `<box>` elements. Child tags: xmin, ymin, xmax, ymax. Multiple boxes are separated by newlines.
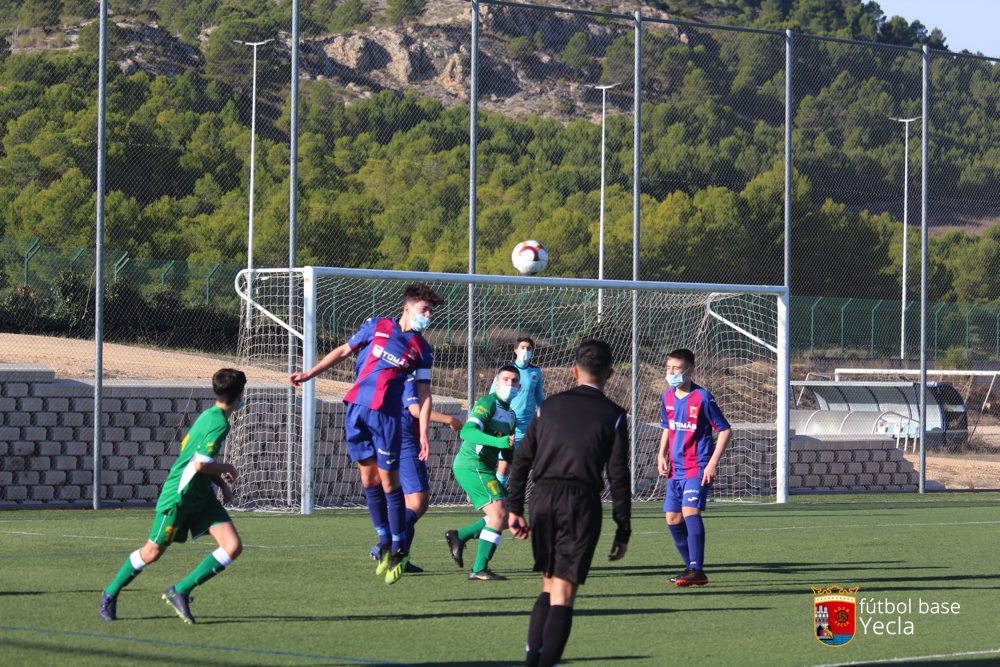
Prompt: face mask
<box><xmin>496</xmin><ymin>385</ymin><xmax>519</xmax><ymax>402</ymax></box>
<box><xmin>411</xmin><ymin>313</ymin><xmax>431</xmax><ymax>333</ymax></box>
<box><xmin>516</xmin><ymin>349</ymin><xmax>532</xmax><ymax>364</ymax></box>
<box><xmin>666</xmin><ymin>370</ymin><xmax>688</xmax><ymax>388</ymax></box>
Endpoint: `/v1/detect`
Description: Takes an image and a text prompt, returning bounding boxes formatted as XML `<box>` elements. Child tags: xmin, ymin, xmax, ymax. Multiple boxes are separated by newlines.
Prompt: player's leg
<box><xmin>530</xmin><ymin>576</ymin><xmax>579</xmax><ymax>667</ymax></box>
<box><xmin>374</xmin><ymin>410</ymin><xmax>410</xmax><ymax>584</ymax></box>
<box><xmin>675</xmin><ymin>478</ymin><xmax>710</xmax><ymax>586</ymax></box>
<box><xmin>469</xmin><ymin>496</ymin><xmax>507</xmax><ymax>579</ymax></box>
<box><xmin>164</xmin><ymin>504</ymin><xmax>238</xmax><ymax>624</ymax></box>
<box><xmin>402</xmin><ymin>491</ymin><xmax>428</xmax><ymax>572</ymax></box>
<box><xmin>445</xmin><ymin>467</ymin><xmax>488</xmax><ymax>568</ymax></box>
<box><xmin>663</xmin><ymin>479</ymin><xmax>690</xmax><ymax>580</ymax></box>
<box><xmin>100</xmin><ymin>511</ymin><xmax>175</xmax><ymax>621</ymax></box>
<box><xmin>346</xmin><ymin>404</ymin><xmax>392</xmax><ymax>566</ymax></box>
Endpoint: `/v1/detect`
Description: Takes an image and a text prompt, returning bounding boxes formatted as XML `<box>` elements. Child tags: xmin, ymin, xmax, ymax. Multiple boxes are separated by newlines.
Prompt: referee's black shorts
<box><xmin>528</xmin><ymin>479</ymin><xmax>602</xmax><ymax>585</ymax></box>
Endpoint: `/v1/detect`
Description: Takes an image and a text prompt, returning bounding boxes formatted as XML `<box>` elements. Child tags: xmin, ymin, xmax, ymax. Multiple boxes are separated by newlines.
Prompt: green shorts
<box><xmin>149</xmin><ymin>497</ymin><xmax>232</xmax><ymax>546</ymax></box>
<box><xmin>453</xmin><ymin>467</ymin><xmax>507</xmax><ymax>510</ymax></box>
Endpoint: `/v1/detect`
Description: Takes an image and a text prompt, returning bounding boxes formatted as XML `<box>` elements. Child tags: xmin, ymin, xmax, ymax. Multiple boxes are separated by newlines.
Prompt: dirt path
<box><xmin>0</xmin><ymin>333</ymin><xmax>354</xmax><ymax>396</ymax></box>
<box><xmin>904</xmin><ymin>452</ymin><xmax>1000</xmax><ymax>490</ymax></box>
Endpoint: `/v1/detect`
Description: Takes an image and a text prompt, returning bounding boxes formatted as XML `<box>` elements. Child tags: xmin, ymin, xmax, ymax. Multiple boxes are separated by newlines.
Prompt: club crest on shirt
<box><xmin>531</xmin><ymin>372</ymin><xmax>537</xmax><ymax>380</ymax></box>
<box><xmin>689</xmin><ymin>405</ymin><xmax>698</xmax><ymax>419</ymax></box>
<box><xmin>813</xmin><ymin>586</ymin><xmax>858</xmax><ymax>646</ymax></box>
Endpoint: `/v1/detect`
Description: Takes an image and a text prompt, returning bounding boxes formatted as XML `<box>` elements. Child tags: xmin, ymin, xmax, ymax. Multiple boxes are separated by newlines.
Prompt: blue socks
<box><xmin>668</xmin><ymin>522</ymin><xmax>690</xmax><ymax>567</ymax></box>
<box><xmin>363</xmin><ymin>486</ymin><xmax>390</xmax><ymax>546</ymax></box>
<box><xmin>684</xmin><ymin>514</ymin><xmax>705</xmax><ymax>571</ymax></box>
<box><xmin>386</xmin><ymin>487</ymin><xmax>406</xmax><ymax>553</ymax></box>
<box><xmin>496</xmin><ymin>474</ymin><xmax>509</xmax><ymax>488</ymax></box>
<box><xmin>404</xmin><ymin>508</ymin><xmax>418</xmax><ymax>552</ymax></box>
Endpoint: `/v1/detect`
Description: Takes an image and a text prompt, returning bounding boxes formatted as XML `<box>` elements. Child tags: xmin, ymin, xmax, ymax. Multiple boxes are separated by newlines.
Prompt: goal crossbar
<box><xmin>234</xmin><ymin>267</ymin><xmax>790</xmax><ymax>513</ymax></box>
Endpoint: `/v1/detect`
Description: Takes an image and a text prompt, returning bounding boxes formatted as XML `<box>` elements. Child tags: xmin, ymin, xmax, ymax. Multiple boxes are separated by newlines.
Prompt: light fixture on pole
<box><xmin>586</xmin><ymin>82</ymin><xmax>620</xmax><ymax>319</ymax></box>
<box><xmin>890</xmin><ymin>115</ymin><xmax>921</xmax><ymax>360</ymax></box>
<box><xmin>235</xmin><ymin>38</ymin><xmax>273</xmax><ymax>324</ymax></box>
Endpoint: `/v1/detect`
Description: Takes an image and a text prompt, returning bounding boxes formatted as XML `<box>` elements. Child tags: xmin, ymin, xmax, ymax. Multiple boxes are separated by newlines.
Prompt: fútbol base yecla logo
<box><xmin>813</xmin><ymin>586</ymin><xmax>859</xmax><ymax>646</ymax></box>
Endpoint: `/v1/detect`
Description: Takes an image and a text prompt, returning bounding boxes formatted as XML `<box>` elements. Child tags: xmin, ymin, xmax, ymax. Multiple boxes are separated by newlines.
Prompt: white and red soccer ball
<box><xmin>511</xmin><ymin>240</ymin><xmax>548</xmax><ymax>275</ymax></box>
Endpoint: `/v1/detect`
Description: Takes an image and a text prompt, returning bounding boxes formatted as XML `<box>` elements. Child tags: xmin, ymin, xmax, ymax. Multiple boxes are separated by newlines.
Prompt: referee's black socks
<box><xmin>526</xmin><ymin>594</ymin><xmax>574</xmax><ymax>667</ymax></box>
<box><xmin>525</xmin><ymin>592</ymin><xmax>550</xmax><ymax>666</ymax></box>
<box><xmin>538</xmin><ymin>605</ymin><xmax>574</xmax><ymax>667</ymax></box>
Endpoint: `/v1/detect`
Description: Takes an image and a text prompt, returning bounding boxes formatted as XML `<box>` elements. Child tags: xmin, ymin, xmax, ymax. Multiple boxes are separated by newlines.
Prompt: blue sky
<box><xmin>874</xmin><ymin>0</ymin><xmax>999</xmax><ymax>56</ymax></box>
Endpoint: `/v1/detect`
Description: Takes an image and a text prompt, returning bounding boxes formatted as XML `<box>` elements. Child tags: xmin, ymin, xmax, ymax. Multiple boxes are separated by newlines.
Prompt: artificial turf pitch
<box><xmin>2</xmin><ymin>496</ymin><xmax>998</xmax><ymax>667</ymax></box>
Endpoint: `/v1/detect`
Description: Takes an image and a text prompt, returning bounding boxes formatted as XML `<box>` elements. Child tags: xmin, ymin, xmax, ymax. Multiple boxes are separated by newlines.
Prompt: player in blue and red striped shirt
<box><xmin>656</xmin><ymin>348</ymin><xmax>731</xmax><ymax>587</ymax></box>
<box><xmin>290</xmin><ymin>283</ymin><xmax>443</xmax><ymax>585</ymax></box>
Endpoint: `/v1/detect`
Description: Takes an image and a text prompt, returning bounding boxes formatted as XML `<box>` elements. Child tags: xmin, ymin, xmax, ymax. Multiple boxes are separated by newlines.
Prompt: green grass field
<box><xmin>2</xmin><ymin>496</ymin><xmax>999</xmax><ymax>667</ymax></box>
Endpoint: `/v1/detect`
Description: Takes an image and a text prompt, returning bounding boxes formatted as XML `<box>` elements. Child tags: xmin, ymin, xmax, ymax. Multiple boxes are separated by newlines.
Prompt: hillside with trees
<box><xmin>1</xmin><ymin>0</ymin><xmax>999</xmax><ymax>304</ymax></box>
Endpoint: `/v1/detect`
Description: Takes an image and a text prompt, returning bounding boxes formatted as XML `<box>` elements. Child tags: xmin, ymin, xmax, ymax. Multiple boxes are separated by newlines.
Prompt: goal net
<box><xmin>228</xmin><ymin>267</ymin><xmax>789</xmax><ymax>512</ymax></box>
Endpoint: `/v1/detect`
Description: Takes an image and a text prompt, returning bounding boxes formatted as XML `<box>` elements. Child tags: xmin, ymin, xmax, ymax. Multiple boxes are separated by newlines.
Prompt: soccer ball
<box><xmin>511</xmin><ymin>240</ymin><xmax>548</xmax><ymax>275</ymax></box>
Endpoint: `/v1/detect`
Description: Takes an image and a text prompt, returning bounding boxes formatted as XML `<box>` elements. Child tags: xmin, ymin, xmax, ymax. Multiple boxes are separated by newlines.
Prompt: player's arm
<box><xmin>656</xmin><ymin>428</ymin><xmax>671</xmax><ymax>476</ymax></box>
<box><xmin>507</xmin><ymin>414</ymin><xmax>539</xmax><ymax>541</ymax></box>
<box><xmin>211</xmin><ymin>474</ymin><xmax>234</xmax><ymax>504</ymax></box>
<box><xmin>289</xmin><ymin>342</ymin><xmax>352</xmax><ymax>387</ymax></box>
<box><xmin>407</xmin><ymin>403</ymin><xmax>462</xmax><ymax>432</ymax></box>
<box><xmin>702</xmin><ymin>427</ymin><xmax>732</xmax><ymax>486</ymax></box>
<box><xmin>606</xmin><ymin>411</ymin><xmax>631</xmax><ymax>559</ymax></box>
<box><xmin>458</xmin><ymin>420</ymin><xmax>511</xmax><ymax>449</ymax></box>
<box><xmin>701</xmin><ymin>395</ymin><xmax>733</xmax><ymax>486</ymax></box>
<box><xmin>415</xmin><ymin>381</ymin><xmax>433</xmax><ymax>461</ymax></box>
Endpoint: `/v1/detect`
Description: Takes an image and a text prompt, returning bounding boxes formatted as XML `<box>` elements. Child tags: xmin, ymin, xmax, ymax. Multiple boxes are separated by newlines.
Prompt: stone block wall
<box><xmin>789</xmin><ymin>435</ymin><xmax>919</xmax><ymax>492</ymax></box>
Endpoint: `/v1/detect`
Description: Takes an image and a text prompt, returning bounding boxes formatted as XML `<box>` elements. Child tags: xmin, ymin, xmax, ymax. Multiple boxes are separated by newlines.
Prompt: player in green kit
<box><xmin>99</xmin><ymin>368</ymin><xmax>247</xmax><ymax>624</ymax></box>
<box><xmin>445</xmin><ymin>365</ymin><xmax>519</xmax><ymax>580</ymax></box>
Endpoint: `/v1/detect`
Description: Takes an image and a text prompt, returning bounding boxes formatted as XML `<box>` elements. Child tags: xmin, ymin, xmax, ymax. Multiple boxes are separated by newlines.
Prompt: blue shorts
<box><xmin>663</xmin><ymin>477</ymin><xmax>711</xmax><ymax>513</ymax></box>
<box><xmin>344</xmin><ymin>402</ymin><xmax>401</xmax><ymax>471</ymax></box>
<box><xmin>399</xmin><ymin>435</ymin><xmax>429</xmax><ymax>495</ymax></box>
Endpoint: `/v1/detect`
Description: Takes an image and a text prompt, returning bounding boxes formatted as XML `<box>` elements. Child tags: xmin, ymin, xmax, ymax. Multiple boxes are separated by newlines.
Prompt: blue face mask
<box><xmin>411</xmin><ymin>314</ymin><xmax>431</xmax><ymax>333</ymax></box>
<box><xmin>496</xmin><ymin>384</ymin><xmax>519</xmax><ymax>402</ymax></box>
<box><xmin>516</xmin><ymin>348</ymin><xmax>532</xmax><ymax>366</ymax></box>
<box><xmin>666</xmin><ymin>370</ymin><xmax>688</xmax><ymax>388</ymax></box>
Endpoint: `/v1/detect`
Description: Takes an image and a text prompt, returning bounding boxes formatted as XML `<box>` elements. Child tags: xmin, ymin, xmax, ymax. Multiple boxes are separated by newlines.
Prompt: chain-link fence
<box><xmin>3</xmin><ymin>1</ymin><xmax>1000</xmax><ymax>504</ymax></box>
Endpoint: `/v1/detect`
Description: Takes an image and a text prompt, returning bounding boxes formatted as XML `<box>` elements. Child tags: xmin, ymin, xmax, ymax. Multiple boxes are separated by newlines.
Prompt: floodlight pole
<box><xmin>586</xmin><ymin>82</ymin><xmax>620</xmax><ymax>319</ymax></box>
<box><xmin>890</xmin><ymin>115</ymin><xmax>921</xmax><ymax>360</ymax></box>
<box><xmin>235</xmin><ymin>38</ymin><xmax>273</xmax><ymax>325</ymax></box>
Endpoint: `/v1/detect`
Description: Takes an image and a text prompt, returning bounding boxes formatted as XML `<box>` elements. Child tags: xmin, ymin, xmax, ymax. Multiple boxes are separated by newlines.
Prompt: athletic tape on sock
<box><xmin>212</xmin><ymin>547</ymin><xmax>233</xmax><ymax>568</ymax></box>
<box><xmin>129</xmin><ymin>549</ymin><xmax>147</xmax><ymax>571</ymax></box>
<box><xmin>480</xmin><ymin>528</ymin><xmax>502</xmax><ymax>545</ymax></box>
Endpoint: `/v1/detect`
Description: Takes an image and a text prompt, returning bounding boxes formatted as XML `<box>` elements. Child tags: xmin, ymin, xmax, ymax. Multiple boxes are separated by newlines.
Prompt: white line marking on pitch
<box><xmin>805</xmin><ymin>646</ymin><xmax>1000</xmax><ymax>667</ymax></box>
<box><xmin>0</xmin><ymin>531</ymin><xmax>134</xmax><ymax>541</ymax></box>
<box><xmin>719</xmin><ymin>520</ymin><xmax>1000</xmax><ymax>533</ymax></box>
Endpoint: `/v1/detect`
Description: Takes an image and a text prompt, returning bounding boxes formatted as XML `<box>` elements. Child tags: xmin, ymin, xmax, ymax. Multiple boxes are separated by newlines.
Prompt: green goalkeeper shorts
<box><xmin>453</xmin><ymin>467</ymin><xmax>507</xmax><ymax>510</ymax></box>
<box><xmin>148</xmin><ymin>498</ymin><xmax>231</xmax><ymax>546</ymax></box>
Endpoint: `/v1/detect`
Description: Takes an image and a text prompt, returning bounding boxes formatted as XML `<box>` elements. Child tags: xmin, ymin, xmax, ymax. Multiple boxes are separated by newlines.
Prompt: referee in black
<box><xmin>507</xmin><ymin>338</ymin><xmax>631</xmax><ymax>667</ymax></box>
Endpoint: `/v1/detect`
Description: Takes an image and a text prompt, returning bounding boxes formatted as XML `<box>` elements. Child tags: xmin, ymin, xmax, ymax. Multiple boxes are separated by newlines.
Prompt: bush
<box><xmin>506</xmin><ymin>36</ymin><xmax>534</xmax><ymax>63</ymax></box>
<box><xmin>385</xmin><ymin>0</ymin><xmax>426</xmax><ymax>25</ymax></box>
<box><xmin>327</xmin><ymin>0</ymin><xmax>374</xmax><ymax>33</ymax></box>
<box><xmin>561</xmin><ymin>32</ymin><xmax>593</xmax><ymax>69</ymax></box>
<box><xmin>939</xmin><ymin>347</ymin><xmax>971</xmax><ymax>371</ymax></box>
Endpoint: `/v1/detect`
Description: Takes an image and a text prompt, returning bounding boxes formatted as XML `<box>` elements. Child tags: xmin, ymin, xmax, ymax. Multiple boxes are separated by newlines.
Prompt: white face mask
<box><xmin>516</xmin><ymin>348</ymin><xmax>532</xmax><ymax>364</ymax></box>
<box><xmin>496</xmin><ymin>384</ymin><xmax>519</xmax><ymax>402</ymax></box>
<box><xmin>666</xmin><ymin>369</ymin><xmax>689</xmax><ymax>388</ymax></box>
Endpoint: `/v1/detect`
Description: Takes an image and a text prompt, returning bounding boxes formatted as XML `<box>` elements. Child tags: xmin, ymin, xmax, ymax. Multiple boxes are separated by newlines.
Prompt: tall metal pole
<box><xmin>779</xmin><ymin>28</ymin><xmax>793</xmax><ymax>503</ymax></box>
<box><xmin>891</xmin><ymin>116</ymin><xmax>920</xmax><ymax>360</ymax></box>
<box><xmin>468</xmin><ymin>0</ymin><xmax>479</xmax><ymax>413</ymax></box>
<box><xmin>586</xmin><ymin>82</ymin><xmax>620</xmax><ymax>318</ymax></box>
<box><xmin>784</xmin><ymin>29</ymin><xmax>792</xmax><ymax>292</ymax></box>
<box><xmin>630</xmin><ymin>11</ymin><xmax>641</xmax><ymax>496</ymax></box>
<box><xmin>235</xmin><ymin>39</ymin><xmax>273</xmax><ymax>325</ymax></box>
<box><xmin>919</xmin><ymin>46</ymin><xmax>929</xmax><ymax>493</ymax></box>
<box><xmin>93</xmin><ymin>0</ymin><xmax>108</xmax><ymax>510</ymax></box>
<box><xmin>288</xmin><ymin>3</ymin><xmax>300</xmax><ymax>509</ymax></box>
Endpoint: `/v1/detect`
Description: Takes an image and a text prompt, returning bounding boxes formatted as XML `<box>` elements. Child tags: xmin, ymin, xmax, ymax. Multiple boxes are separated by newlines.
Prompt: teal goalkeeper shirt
<box><xmin>490</xmin><ymin>362</ymin><xmax>544</xmax><ymax>434</ymax></box>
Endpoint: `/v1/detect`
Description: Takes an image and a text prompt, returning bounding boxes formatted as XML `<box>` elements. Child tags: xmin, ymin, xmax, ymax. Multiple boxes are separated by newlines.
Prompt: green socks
<box><xmin>457</xmin><ymin>518</ymin><xmax>487</xmax><ymax>543</ymax></box>
<box><xmin>175</xmin><ymin>548</ymin><xmax>233</xmax><ymax>595</ymax></box>
<box><xmin>104</xmin><ymin>549</ymin><xmax>147</xmax><ymax>596</ymax></box>
<box><xmin>473</xmin><ymin>527</ymin><xmax>502</xmax><ymax>572</ymax></box>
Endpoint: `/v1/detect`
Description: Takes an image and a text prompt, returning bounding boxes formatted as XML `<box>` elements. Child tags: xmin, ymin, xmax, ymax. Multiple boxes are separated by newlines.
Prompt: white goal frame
<box><xmin>236</xmin><ymin>266</ymin><xmax>790</xmax><ymax>513</ymax></box>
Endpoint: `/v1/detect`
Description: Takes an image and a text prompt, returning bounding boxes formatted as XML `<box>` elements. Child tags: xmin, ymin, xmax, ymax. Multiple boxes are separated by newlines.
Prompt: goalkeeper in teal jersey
<box><xmin>492</xmin><ymin>337</ymin><xmax>544</xmax><ymax>488</ymax></box>
<box><xmin>445</xmin><ymin>365</ymin><xmax>519</xmax><ymax>580</ymax></box>
<box><xmin>99</xmin><ymin>368</ymin><xmax>247</xmax><ymax>625</ymax></box>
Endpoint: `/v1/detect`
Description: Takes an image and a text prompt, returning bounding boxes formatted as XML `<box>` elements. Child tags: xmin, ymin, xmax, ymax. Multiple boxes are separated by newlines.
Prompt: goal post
<box><xmin>233</xmin><ymin>266</ymin><xmax>790</xmax><ymax>513</ymax></box>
